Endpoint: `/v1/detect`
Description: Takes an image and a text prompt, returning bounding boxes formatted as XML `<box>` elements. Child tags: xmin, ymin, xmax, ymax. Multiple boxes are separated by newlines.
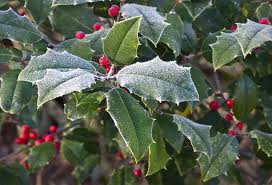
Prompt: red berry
<box><xmin>93</xmin><ymin>23</ymin><xmax>102</xmax><ymax>31</ymax></box>
<box><xmin>105</xmin><ymin>66</ymin><xmax>111</xmax><ymax>73</ymax></box>
<box><xmin>18</xmin><ymin>9</ymin><xmax>25</xmax><ymax>16</ymax></box>
<box><xmin>75</xmin><ymin>31</ymin><xmax>85</xmax><ymax>39</ymax></box>
<box><xmin>133</xmin><ymin>168</ymin><xmax>142</xmax><ymax>177</ymax></box>
<box><xmin>49</xmin><ymin>125</ymin><xmax>57</xmax><ymax>134</ymax></box>
<box><xmin>108</xmin><ymin>5</ymin><xmax>119</xmax><ymax>17</ymax></box>
<box><xmin>21</xmin><ymin>161</ymin><xmax>30</xmax><ymax>170</ymax></box>
<box><xmin>21</xmin><ymin>125</ymin><xmax>30</xmax><ymax>135</ymax></box>
<box><xmin>54</xmin><ymin>141</ymin><xmax>61</xmax><ymax>151</ymax></box>
<box><xmin>34</xmin><ymin>139</ymin><xmax>44</xmax><ymax>146</ymax></box>
<box><xmin>228</xmin><ymin>25</ymin><xmax>237</xmax><ymax>31</ymax></box>
<box><xmin>99</xmin><ymin>55</ymin><xmax>110</xmax><ymax>67</ymax></box>
<box><xmin>116</xmin><ymin>150</ymin><xmax>124</xmax><ymax>160</ymax></box>
<box><xmin>228</xmin><ymin>130</ymin><xmax>237</xmax><ymax>136</ymax></box>
<box><xmin>29</xmin><ymin>131</ymin><xmax>38</xmax><ymax>140</ymax></box>
<box><xmin>224</xmin><ymin>113</ymin><xmax>233</xmax><ymax>122</ymax></box>
<box><xmin>44</xmin><ymin>134</ymin><xmax>54</xmax><ymax>142</ymax></box>
<box><xmin>209</xmin><ymin>100</ymin><xmax>219</xmax><ymax>111</ymax></box>
<box><xmin>259</xmin><ymin>17</ymin><xmax>271</xmax><ymax>25</ymax></box>
<box><xmin>226</xmin><ymin>99</ymin><xmax>233</xmax><ymax>109</ymax></box>
<box><xmin>236</xmin><ymin>122</ymin><xmax>244</xmax><ymax>130</ymax></box>
<box><xmin>15</xmin><ymin>137</ymin><xmax>24</xmax><ymax>145</ymax></box>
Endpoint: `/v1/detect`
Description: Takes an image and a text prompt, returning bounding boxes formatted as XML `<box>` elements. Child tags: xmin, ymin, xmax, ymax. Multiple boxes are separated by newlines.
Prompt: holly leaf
<box><xmin>197</xmin><ymin>133</ymin><xmax>239</xmax><ymax>182</ymax></box>
<box><xmin>232</xmin><ymin>75</ymin><xmax>258</xmax><ymax>121</ymax></box>
<box><xmin>0</xmin><ymin>163</ymin><xmax>30</xmax><ymax>185</ymax></box>
<box><xmin>0</xmin><ymin>70</ymin><xmax>33</xmax><ymax>114</ymax></box>
<box><xmin>18</xmin><ymin>49</ymin><xmax>97</xmax><ymax>108</ymax></box>
<box><xmin>160</xmin><ymin>12</ymin><xmax>184</xmax><ymax>56</ymax></box>
<box><xmin>190</xmin><ymin>67</ymin><xmax>209</xmax><ymax>101</ymax></box>
<box><xmin>147</xmin><ymin>122</ymin><xmax>170</xmax><ymax>176</ymax></box>
<box><xmin>102</xmin><ymin>16</ymin><xmax>141</xmax><ymax>65</ymax></box>
<box><xmin>113</xmin><ymin>134</ymin><xmax>130</xmax><ymax>157</ymax></box>
<box><xmin>183</xmin><ymin>0</ymin><xmax>212</xmax><ymax>20</ymax></box>
<box><xmin>85</xmin><ymin>28</ymin><xmax>109</xmax><ymax>55</ymax></box>
<box><xmin>106</xmin><ymin>88</ymin><xmax>154</xmax><ymax>162</ymax></box>
<box><xmin>116</xmin><ymin>57</ymin><xmax>199</xmax><ymax>104</ymax></box>
<box><xmin>28</xmin><ymin>143</ymin><xmax>56</xmax><ymax>171</ymax></box>
<box><xmin>0</xmin><ymin>48</ymin><xmax>22</xmax><ymax>64</ymax></box>
<box><xmin>173</xmin><ymin>115</ymin><xmax>212</xmax><ymax>157</ymax></box>
<box><xmin>251</xmin><ymin>130</ymin><xmax>272</xmax><ymax>157</ymax></box>
<box><xmin>256</xmin><ymin>3</ymin><xmax>272</xmax><ymax>23</ymax></box>
<box><xmin>0</xmin><ymin>8</ymin><xmax>42</xmax><ymax>43</ymax></box>
<box><xmin>52</xmin><ymin>0</ymin><xmax>104</xmax><ymax>6</ymax></box>
<box><xmin>25</xmin><ymin>0</ymin><xmax>53</xmax><ymax>25</ymax></box>
<box><xmin>108</xmin><ymin>166</ymin><xmax>137</xmax><ymax>185</ymax></box>
<box><xmin>120</xmin><ymin>4</ymin><xmax>169</xmax><ymax>45</ymax></box>
<box><xmin>211</xmin><ymin>33</ymin><xmax>242</xmax><ymax>70</ymax></box>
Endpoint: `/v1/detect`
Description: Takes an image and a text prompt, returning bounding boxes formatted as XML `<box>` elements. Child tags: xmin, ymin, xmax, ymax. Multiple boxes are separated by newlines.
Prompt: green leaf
<box><xmin>49</xmin><ymin>5</ymin><xmax>97</xmax><ymax>38</ymax></box>
<box><xmin>108</xmin><ymin>166</ymin><xmax>137</xmax><ymax>185</ymax></box>
<box><xmin>0</xmin><ymin>163</ymin><xmax>30</xmax><ymax>185</ymax></box>
<box><xmin>52</xmin><ymin>0</ymin><xmax>104</xmax><ymax>6</ymax></box>
<box><xmin>147</xmin><ymin>122</ymin><xmax>170</xmax><ymax>176</ymax></box>
<box><xmin>0</xmin><ymin>8</ymin><xmax>42</xmax><ymax>43</ymax></box>
<box><xmin>156</xmin><ymin>114</ymin><xmax>184</xmax><ymax>153</ymax></box>
<box><xmin>180</xmin><ymin>22</ymin><xmax>197</xmax><ymax>54</ymax></box>
<box><xmin>0</xmin><ymin>48</ymin><xmax>22</xmax><ymax>64</ymax></box>
<box><xmin>190</xmin><ymin>67</ymin><xmax>209</xmax><ymax>101</ymax></box>
<box><xmin>232</xmin><ymin>75</ymin><xmax>258</xmax><ymax>121</ymax></box>
<box><xmin>61</xmin><ymin>139</ymin><xmax>88</xmax><ymax>166</ymax></box>
<box><xmin>25</xmin><ymin>0</ymin><xmax>53</xmax><ymax>25</ymax></box>
<box><xmin>173</xmin><ymin>114</ymin><xmax>212</xmax><ymax>157</ymax></box>
<box><xmin>0</xmin><ymin>70</ymin><xmax>32</xmax><ymax>114</ymax></box>
<box><xmin>120</xmin><ymin>4</ymin><xmax>169</xmax><ymax>45</ymax></box>
<box><xmin>160</xmin><ymin>12</ymin><xmax>184</xmax><ymax>56</ymax></box>
<box><xmin>18</xmin><ymin>49</ymin><xmax>97</xmax><ymax>108</ymax></box>
<box><xmin>28</xmin><ymin>143</ymin><xmax>56</xmax><ymax>171</ymax></box>
<box><xmin>211</xmin><ymin>33</ymin><xmax>242</xmax><ymax>70</ymax></box>
<box><xmin>113</xmin><ymin>134</ymin><xmax>130</xmax><ymax>157</ymax></box>
<box><xmin>256</xmin><ymin>2</ymin><xmax>272</xmax><ymax>22</ymax></box>
<box><xmin>102</xmin><ymin>16</ymin><xmax>141</xmax><ymax>65</ymax></box>
<box><xmin>116</xmin><ymin>57</ymin><xmax>199</xmax><ymax>104</ymax></box>
<box><xmin>55</xmin><ymin>38</ymin><xmax>93</xmax><ymax>60</ymax></box>
<box><xmin>85</xmin><ymin>28</ymin><xmax>109</xmax><ymax>55</ymax></box>
<box><xmin>251</xmin><ymin>130</ymin><xmax>272</xmax><ymax>157</ymax></box>
<box><xmin>183</xmin><ymin>0</ymin><xmax>212</xmax><ymax>20</ymax></box>
<box><xmin>197</xmin><ymin>133</ymin><xmax>239</xmax><ymax>182</ymax></box>
<box><xmin>259</xmin><ymin>93</ymin><xmax>272</xmax><ymax>129</ymax></box>
<box><xmin>64</xmin><ymin>92</ymin><xmax>104</xmax><ymax>121</ymax></box>
<box><xmin>106</xmin><ymin>88</ymin><xmax>154</xmax><ymax>162</ymax></box>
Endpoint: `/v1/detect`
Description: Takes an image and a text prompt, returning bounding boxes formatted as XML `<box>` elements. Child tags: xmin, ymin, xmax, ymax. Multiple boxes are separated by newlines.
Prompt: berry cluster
<box><xmin>99</xmin><ymin>55</ymin><xmax>111</xmax><ymax>73</ymax></box>
<box><xmin>209</xmin><ymin>98</ymin><xmax>244</xmax><ymax>136</ymax></box>
<box><xmin>75</xmin><ymin>4</ymin><xmax>119</xmax><ymax>40</ymax></box>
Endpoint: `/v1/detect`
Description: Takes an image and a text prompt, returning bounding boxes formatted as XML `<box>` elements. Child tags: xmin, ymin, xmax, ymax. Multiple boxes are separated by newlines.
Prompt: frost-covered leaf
<box><xmin>108</xmin><ymin>166</ymin><xmax>137</xmax><ymax>185</ymax></box>
<box><xmin>197</xmin><ymin>133</ymin><xmax>239</xmax><ymax>181</ymax></box>
<box><xmin>25</xmin><ymin>0</ymin><xmax>53</xmax><ymax>25</ymax></box>
<box><xmin>106</xmin><ymin>88</ymin><xmax>154</xmax><ymax>162</ymax></box>
<box><xmin>160</xmin><ymin>12</ymin><xmax>184</xmax><ymax>56</ymax></box>
<box><xmin>85</xmin><ymin>28</ymin><xmax>109</xmax><ymax>55</ymax></box>
<box><xmin>120</xmin><ymin>3</ymin><xmax>169</xmax><ymax>45</ymax></box>
<box><xmin>18</xmin><ymin>49</ymin><xmax>97</xmax><ymax>108</ymax></box>
<box><xmin>28</xmin><ymin>143</ymin><xmax>55</xmax><ymax>171</ymax></box>
<box><xmin>173</xmin><ymin>115</ymin><xmax>212</xmax><ymax>157</ymax></box>
<box><xmin>183</xmin><ymin>0</ymin><xmax>212</xmax><ymax>20</ymax></box>
<box><xmin>64</xmin><ymin>92</ymin><xmax>104</xmax><ymax>121</ymax></box>
<box><xmin>256</xmin><ymin>2</ymin><xmax>272</xmax><ymax>22</ymax></box>
<box><xmin>116</xmin><ymin>57</ymin><xmax>199</xmax><ymax>104</ymax></box>
<box><xmin>49</xmin><ymin>5</ymin><xmax>97</xmax><ymax>38</ymax></box>
<box><xmin>156</xmin><ymin>114</ymin><xmax>184</xmax><ymax>153</ymax></box>
<box><xmin>53</xmin><ymin>0</ymin><xmax>104</xmax><ymax>6</ymax></box>
<box><xmin>232</xmin><ymin>75</ymin><xmax>258</xmax><ymax>121</ymax></box>
<box><xmin>0</xmin><ymin>70</ymin><xmax>32</xmax><ymax>114</ymax></box>
<box><xmin>211</xmin><ymin>33</ymin><xmax>242</xmax><ymax>70</ymax></box>
<box><xmin>103</xmin><ymin>16</ymin><xmax>141</xmax><ymax>65</ymax></box>
<box><xmin>147</xmin><ymin>122</ymin><xmax>170</xmax><ymax>176</ymax></box>
<box><xmin>0</xmin><ymin>8</ymin><xmax>42</xmax><ymax>43</ymax></box>
<box><xmin>251</xmin><ymin>130</ymin><xmax>272</xmax><ymax>157</ymax></box>
<box><xmin>0</xmin><ymin>48</ymin><xmax>22</xmax><ymax>64</ymax></box>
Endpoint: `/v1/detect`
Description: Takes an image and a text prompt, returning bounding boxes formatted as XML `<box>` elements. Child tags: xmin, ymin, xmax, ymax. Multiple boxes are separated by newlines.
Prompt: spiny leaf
<box><xmin>173</xmin><ymin>114</ymin><xmax>212</xmax><ymax>157</ymax></box>
<box><xmin>0</xmin><ymin>8</ymin><xmax>42</xmax><ymax>43</ymax></box>
<box><xmin>103</xmin><ymin>16</ymin><xmax>141</xmax><ymax>65</ymax></box>
<box><xmin>0</xmin><ymin>70</ymin><xmax>32</xmax><ymax>114</ymax></box>
<box><xmin>251</xmin><ymin>130</ymin><xmax>272</xmax><ymax>157</ymax></box>
<box><xmin>106</xmin><ymin>88</ymin><xmax>154</xmax><ymax>163</ymax></box>
<box><xmin>52</xmin><ymin>0</ymin><xmax>104</xmax><ymax>6</ymax></box>
<box><xmin>197</xmin><ymin>133</ymin><xmax>239</xmax><ymax>181</ymax></box>
<box><xmin>146</xmin><ymin>122</ymin><xmax>170</xmax><ymax>176</ymax></box>
<box><xmin>183</xmin><ymin>0</ymin><xmax>212</xmax><ymax>20</ymax></box>
<box><xmin>116</xmin><ymin>57</ymin><xmax>199</xmax><ymax>104</ymax></box>
<box><xmin>18</xmin><ymin>49</ymin><xmax>97</xmax><ymax>108</ymax></box>
<box><xmin>85</xmin><ymin>28</ymin><xmax>109</xmax><ymax>55</ymax></box>
<box><xmin>120</xmin><ymin>3</ymin><xmax>169</xmax><ymax>45</ymax></box>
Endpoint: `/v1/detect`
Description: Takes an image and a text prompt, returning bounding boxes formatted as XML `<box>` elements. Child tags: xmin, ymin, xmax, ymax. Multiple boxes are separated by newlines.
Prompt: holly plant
<box><xmin>0</xmin><ymin>0</ymin><xmax>272</xmax><ymax>185</ymax></box>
